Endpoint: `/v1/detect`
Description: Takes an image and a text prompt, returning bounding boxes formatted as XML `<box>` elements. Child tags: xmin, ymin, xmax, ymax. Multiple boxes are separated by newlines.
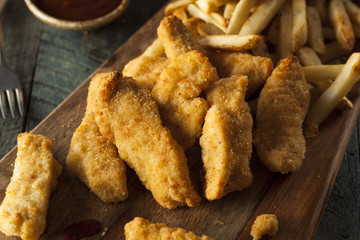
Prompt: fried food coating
<box><xmin>0</xmin><ymin>133</ymin><xmax>62</xmax><ymax>240</ymax></box>
<box><xmin>66</xmin><ymin>73</ymin><xmax>128</xmax><ymax>203</ymax></box>
<box><xmin>254</xmin><ymin>56</ymin><xmax>310</xmax><ymax>174</ymax></box>
<box><xmin>157</xmin><ymin>15</ymin><xmax>205</xmax><ymax>60</ymax></box>
<box><xmin>122</xmin><ymin>56</ymin><xmax>169</xmax><ymax>90</ymax></box>
<box><xmin>124</xmin><ymin>217</ymin><xmax>212</xmax><ymax>240</ymax></box>
<box><xmin>66</xmin><ymin>113</ymin><xmax>128</xmax><ymax>203</ymax></box>
<box><xmin>207</xmin><ymin>51</ymin><xmax>273</xmax><ymax>98</ymax></box>
<box><xmin>152</xmin><ymin>50</ymin><xmax>218</xmax><ymax>149</ymax></box>
<box><xmin>200</xmin><ymin>75</ymin><xmax>253</xmax><ymax>200</ymax></box>
<box><xmin>93</xmin><ymin>71</ymin><xmax>201</xmax><ymax>209</ymax></box>
<box><xmin>250</xmin><ymin>214</ymin><xmax>278</xmax><ymax>240</ymax></box>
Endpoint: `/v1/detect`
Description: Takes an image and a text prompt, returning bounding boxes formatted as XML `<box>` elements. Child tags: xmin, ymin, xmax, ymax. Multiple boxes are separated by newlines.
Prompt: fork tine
<box><xmin>15</xmin><ymin>88</ymin><xmax>24</xmax><ymax>117</ymax></box>
<box><xmin>0</xmin><ymin>91</ymin><xmax>6</xmax><ymax>119</ymax></box>
<box><xmin>6</xmin><ymin>89</ymin><xmax>16</xmax><ymax>118</ymax></box>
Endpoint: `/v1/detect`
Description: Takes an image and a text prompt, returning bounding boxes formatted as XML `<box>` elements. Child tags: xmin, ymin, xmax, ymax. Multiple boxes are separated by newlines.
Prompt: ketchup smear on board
<box><xmin>63</xmin><ymin>219</ymin><xmax>101</xmax><ymax>240</ymax></box>
<box><xmin>34</xmin><ymin>0</ymin><xmax>122</xmax><ymax>21</ymax></box>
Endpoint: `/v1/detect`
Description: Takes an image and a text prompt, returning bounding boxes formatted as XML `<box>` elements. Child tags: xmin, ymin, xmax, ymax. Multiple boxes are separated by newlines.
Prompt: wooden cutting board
<box><xmin>1</xmin><ymin>3</ymin><xmax>360</xmax><ymax>240</ymax></box>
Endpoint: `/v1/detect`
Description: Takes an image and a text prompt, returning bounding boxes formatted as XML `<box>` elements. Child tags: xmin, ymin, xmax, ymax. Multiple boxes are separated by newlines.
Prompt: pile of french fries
<box><xmin>160</xmin><ymin>0</ymin><xmax>360</xmax><ymax>137</ymax></box>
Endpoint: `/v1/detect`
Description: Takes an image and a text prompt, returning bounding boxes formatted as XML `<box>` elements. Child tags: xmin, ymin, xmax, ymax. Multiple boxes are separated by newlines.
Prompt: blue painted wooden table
<box><xmin>0</xmin><ymin>0</ymin><xmax>358</xmax><ymax>239</ymax></box>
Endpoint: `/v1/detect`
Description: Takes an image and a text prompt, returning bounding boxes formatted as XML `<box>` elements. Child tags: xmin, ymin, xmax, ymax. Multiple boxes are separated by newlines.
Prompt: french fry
<box><xmin>196</xmin><ymin>0</ymin><xmax>218</xmax><ymax>13</ymax></box>
<box><xmin>183</xmin><ymin>17</ymin><xmax>202</xmax><ymax>35</ymax></box>
<box><xmin>307</xmin><ymin>7</ymin><xmax>326</xmax><ymax>55</ymax></box>
<box><xmin>319</xmin><ymin>41</ymin><xmax>350</xmax><ymax>63</ymax></box>
<box><xmin>204</xmin><ymin>0</ymin><xmax>231</xmax><ymax>7</ymax></box>
<box><xmin>165</xmin><ymin>0</ymin><xmax>195</xmax><ymax>15</ymax></box>
<box><xmin>291</xmin><ymin>0</ymin><xmax>307</xmax><ymax>52</ymax></box>
<box><xmin>322</xmin><ymin>27</ymin><xmax>336</xmax><ymax>40</ymax></box>
<box><xmin>303</xmin><ymin>65</ymin><xmax>344</xmax><ymax>85</ymax></box>
<box><xmin>210</xmin><ymin>12</ymin><xmax>227</xmax><ymax>27</ymax></box>
<box><xmin>329</xmin><ymin>0</ymin><xmax>355</xmax><ymax>51</ymax></box>
<box><xmin>142</xmin><ymin>38</ymin><xmax>165</xmax><ymax>57</ymax></box>
<box><xmin>267</xmin><ymin>15</ymin><xmax>280</xmax><ymax>45</ymax></box>
<box><xmin>187</xmin><ymin>3</ymin><xmax>227</xmax><ymax>31</ymax></box>
<box><xmin>223</xmin><ymin>1</ymin><xmax>237</xmax><ymax>21</ymax></box>
<box><xmin>239</xmin><ymin>0</ymin><xmax>287</xmax><ymax>35</ymax></box>
<box><xmin>197</xmin><ymin>22</ymin><xmax>225</xmax><ymax>35</ymax></box>
<box><xmin>343</xmin><ymin>0</ymin><xmax>360</xmax><ymax>25</ymax></box>
<box><xmin>296</xmin><ymin>47</ymin><xmax>322</xmax><ymax>66</ymax></box>
<box><xmin>172</xmin><ymin>7</ymin><xmax>189</xmax><ymax>21</ymax></box>
<box><xmin>226</xmin><ymin>0</ymin><xmax>253</xmax><ymax>35</ymax></box>
<box><xmin>308</xmin><ymin>0</ymin><xmax>328</xmax><ymax>24</ymax></box>
<box><xmin>305</xmin><ymin>53</ymin><xmax>360</xmax><ymax>128</ymax></box>
<box><xmin>278</xmin><ymin>1</ymin><xmax>293</xmax><ymax>59</ymax></box>
<box><xmin>196</xmin><ymin>34</ymin><xmax>265</xmax><ymax>51</ymax></box>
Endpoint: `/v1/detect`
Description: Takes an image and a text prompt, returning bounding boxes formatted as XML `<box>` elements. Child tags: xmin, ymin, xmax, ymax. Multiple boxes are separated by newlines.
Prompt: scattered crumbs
<box><xmin>273</xmin><ymin>205</ymin><xmax>277</xmax><ymax>209</ymax></box>
<box><xmin>61</xmin><ymin>124</ymin><xmax>65</xmax><ymax>128</ymax></box>
<box><xmin>67</xmin><ymin>125</ymin><xmax>71</xmax><ymax>128</ymax></box>
<box><xmin>70</xmin><ymin>118</ymin><xmax>74</xmax><ymax>122</ymax></box>
<box><xmin>104</xmin><ymin>209</ymin><xmax>108</xmax><ymax>212</ymax></box>
<box><xmin>317</xmin><ymin>174</ymin><xmax>321</xmax><ymax>178</ymax></box>
<box><xmin>53</xmin><ymin>138</ymin><xmax>56</xmax><ymax>141</ymax></box>
<box><xmin>217</xmin><ymin>220</ymin><xmax>225</xmax><ymax>225</ymax></box>
<box><xmin>101</xmin><ymin>227</ymin><xmax>108</xmax><ymax>237</ymax></box>
<box><xmin>10</xmin><ymin>163</ymin><xmax>14</xmax><ymax>167</ymax></box>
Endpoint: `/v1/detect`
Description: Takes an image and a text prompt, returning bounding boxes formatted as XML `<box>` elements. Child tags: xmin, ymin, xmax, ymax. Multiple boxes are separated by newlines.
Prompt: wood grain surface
<box><xmin>0</xmin><ymin>1</ymin><xmax>359</xmax><ymax>240</ymax></box>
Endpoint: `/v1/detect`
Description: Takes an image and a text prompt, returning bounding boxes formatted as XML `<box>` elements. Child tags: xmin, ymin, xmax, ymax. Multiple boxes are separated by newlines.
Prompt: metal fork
<box><xmin>0</xmin><ymin>0</ymin><xmax>24</xmax><ymax>119</ymax></box>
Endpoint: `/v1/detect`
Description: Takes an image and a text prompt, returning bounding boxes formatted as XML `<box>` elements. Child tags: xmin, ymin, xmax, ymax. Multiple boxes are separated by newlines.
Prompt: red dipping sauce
<box><xmin>34</xmin><ymin>0</ymin><xmax>123</xmax><ymax>21</ymax></box>
<box><xmin>63</xmin><ymin>219</ymin><xmax>101</xmax><ymax>240</ymax></box>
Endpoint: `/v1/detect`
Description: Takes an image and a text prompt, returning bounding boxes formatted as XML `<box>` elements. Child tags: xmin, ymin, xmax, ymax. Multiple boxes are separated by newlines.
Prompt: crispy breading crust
<box><xmin>93</xmin><ymin>71</ymin><xmax>201</xmax><ymax>209</ymax></box>
<box><xmin>124</xmin><ymin>217</ymin><xmax>212</xmax><ymax>240</ymax></box>
<box><xmin>0</xmin><ymin>133</ymin><xmax>62</xmax><ymax>240</ymax></box>
<box><xmin>250</xmin><ymin>214</ymin><xmax>278</xmax><ymax>240</ymax></box>
<box><xmin>208</xmin><ymin>51</ymin><xmax>273</xmax><ymax>98</ymax></box>
<box><xmin>157</xmin><ymin>15</ymin><xmax>205</xmax><ymax>60</ymax></box>
<box><xmin>122</xmin><ymin>56</ymin><xmax>169</xmax><ymax>90</ymax></box>
<box><xmin>200</xmin><ymin>75</ymin><xmax>253</xmax><ymax>200</ymax></box>
<box><xmin>66</xmin><ymin>73</ymin><xmax>128</xmax><ymax>203</ymax></box>
<box><xmin>152</xmin><ymin>50</ymin><xmax>218</xmax><ymax>149</ymax></box>
<box><xmin>66</xmin><ymin>113</ymin><xmax>128</xmax><ymax>203</ymax></box>
<box><xmin>254</xmin><ymin>56</ymin><xmax>310</xmax><ymax>174</ymax></box>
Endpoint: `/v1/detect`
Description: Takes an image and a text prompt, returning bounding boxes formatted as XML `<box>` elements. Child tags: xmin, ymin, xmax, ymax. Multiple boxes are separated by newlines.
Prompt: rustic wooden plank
<box><xmin>0</xmin><ymin>1</ymin><xmax>359</xmax><ymax>239</ymax></box>
<box><xmin>26</xmin><ymin>0</ymin><xmax>169</xmax><ymax>130</ymax></box>
<box><xmin>0</xmin><ymin>0</ymin><xmax>41</xmax><ymax>158</ymax></box>
<box><xmin>316</xmin><ymin>121</ymin><xmax>360</xmax><ymax>240</ymax></box>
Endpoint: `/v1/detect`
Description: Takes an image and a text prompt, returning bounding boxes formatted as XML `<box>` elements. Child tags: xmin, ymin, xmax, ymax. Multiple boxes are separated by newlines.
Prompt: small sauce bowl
<box><xmin>24</xmin><ymin>0</ymin><xmax>130</xmax><ymax>30</ymax></box>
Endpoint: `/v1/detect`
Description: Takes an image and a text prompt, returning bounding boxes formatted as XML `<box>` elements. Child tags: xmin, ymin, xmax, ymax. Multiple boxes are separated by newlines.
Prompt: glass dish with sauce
<box><xmin>24</xmin><ymin>0</ymin><xmax>130</xmax><ymax>30</ymax></box>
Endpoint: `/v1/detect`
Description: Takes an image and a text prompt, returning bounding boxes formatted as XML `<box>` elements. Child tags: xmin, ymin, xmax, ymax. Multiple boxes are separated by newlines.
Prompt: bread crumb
<box><xmin>250</xmin><ymin>214</ymin><xmax>278</xmax><ymax>240</ymax></box>
<box><xmin>101</xmin><ymin>227</ymin><xmax>108</xmax><ymax>237</ymax></box>
<box><xmin>217</xmin><ymin>220</ymin><xmax>224</xmax><ymax>225</ymax></box>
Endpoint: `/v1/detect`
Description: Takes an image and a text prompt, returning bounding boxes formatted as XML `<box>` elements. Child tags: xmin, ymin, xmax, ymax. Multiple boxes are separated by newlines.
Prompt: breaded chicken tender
<box><xmin>0</xmin><ymin>133</ymin><xmax>62</xmax><ymax>240</ymax></box>
<box><xmin>200</xmin><ymin>75</ymin><xmax>253</xmax><ymax>200</ymax></box>
<box><xmin>157</xmin><ymin>15</ymin><xmax>206</xmax><ymax>60</ymax></box>
<box><xmin>93</xmin><ymin>71</ymin><xmax>201</xmax><ymax>209</ymax></box>
<box><xmin>207</xmin><ymin>51</ymin><xmax>273</xmax><ymax>98</ymax></box>
<box><xmin>66</xmin><ymin>73</ymin><xmax>128</xmax><ymax>203</ymax></box>
<box><xmin>250</xmin><ymin>214</ymin><xmax>278</xmax><ymax>240</ymax></box>
<box><xmin>124</xmin><ymin>217</ymin><xmax>212</xmax><ymax>240</ymax></box>
<box><xmin>254</xmin><ymin>56</ymin><xmax>310</xmax><ymax>174</ymax></box>
<box><xmin>122</xmin><ymin>56</ymin><xmax>169</xmax><ymax>90</ymax></box>
<box><xmin>152</xmin><ymin>50</ymin><xmax>218</xmax><ymax>149</ymax></box>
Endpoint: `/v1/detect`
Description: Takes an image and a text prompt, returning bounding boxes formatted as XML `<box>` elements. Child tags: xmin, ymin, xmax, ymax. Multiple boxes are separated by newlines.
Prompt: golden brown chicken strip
<box><xmin>207</xmin><ymin>51</ymin><xmax>273</xmax><ymax>98</ymax></box>
<box><xmin>66</xmin><ymin>73</ymin><xmax>128</xmax><ymax>203</ymax></box>
<box><xmin>124</xmin><ymin>217</ymin><xmax>212</xmax><ymax>240</ymax></box>
<box><xmin>122</xmin><ymin>56</ymin><xmax>169</xmax><ymax>90</ymax></box>
<box><xmin>157</xmin><ymin>15</ymin><xmax>205</xmax><ymax>60</ymax></box>
<box><xmin>200</xmin><ymin>75</ymin><xmax>253</xmax><ymax>200</ymax></box>
<box><xmin>93</xmin><ymin>71</ymin><xmax>201</xmax><ymax>209</ymax></box>
<box><xmin>0</xmin><ymin>133</ymin><xmax>62</xmax><ymax>240</ymax></box>
<box><xmin>152</xmin><ymin>50</ymin><xmax>218</xmax><ymax>149</ymax></box>
<box><xmin>254</xmin><ymin>56</ymin><xmax>310</xmax><ymax>174</ymax></box>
